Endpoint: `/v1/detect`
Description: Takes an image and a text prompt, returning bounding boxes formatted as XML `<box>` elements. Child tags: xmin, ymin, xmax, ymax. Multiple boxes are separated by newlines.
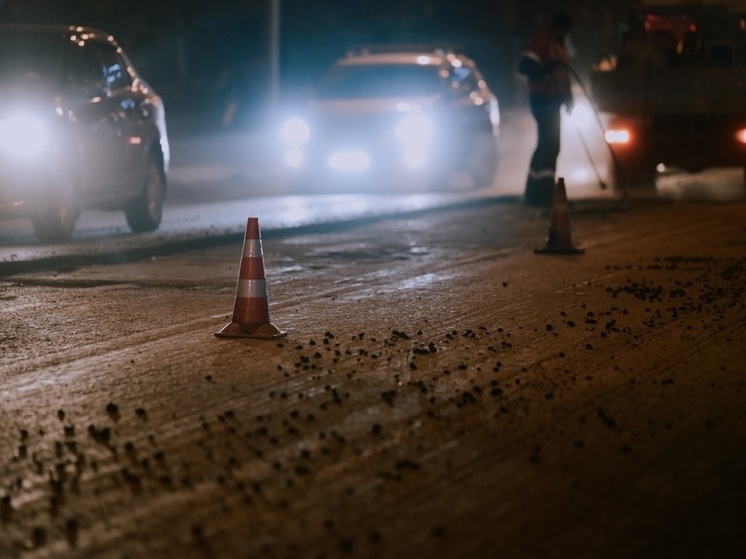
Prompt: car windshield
<box><xmin>314</xmin><ymin>63</ymin><xmax>444</xmax><ymax>99</ymax></box>
<box><xmin>0</xmin><ymin>31</ymin><xmax>64</xmax><ymax>85</ymax></box>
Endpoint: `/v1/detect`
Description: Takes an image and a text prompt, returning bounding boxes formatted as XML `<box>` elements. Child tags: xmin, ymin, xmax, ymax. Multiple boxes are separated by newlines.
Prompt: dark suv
<box><xmin>0</xmin><ymin>24</ymin><xmax>169</xmax><ymax>242</ymax></box>
<box><xmin>280</xmin><ymin>46</ymin><xmax>500</xmax><ymax>190</ymax></box>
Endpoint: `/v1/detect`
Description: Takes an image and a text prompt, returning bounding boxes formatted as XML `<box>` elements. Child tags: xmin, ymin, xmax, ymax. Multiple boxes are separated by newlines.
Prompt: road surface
<box><xmin>3</xmin><ymin>106</ymin><xmax>743</xmax><ymax>267</ymax></box>
<box><xmin>1</xmin><ymin>195</ymin><xmax>745</xmax><ymax>558</ymax></box>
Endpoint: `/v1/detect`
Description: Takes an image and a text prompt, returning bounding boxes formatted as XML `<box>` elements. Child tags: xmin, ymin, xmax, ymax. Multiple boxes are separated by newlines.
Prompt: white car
<box><xmin>280</xmin><ymin>46</ymin><xmax>500</xmax><ymax>190</ymax></box>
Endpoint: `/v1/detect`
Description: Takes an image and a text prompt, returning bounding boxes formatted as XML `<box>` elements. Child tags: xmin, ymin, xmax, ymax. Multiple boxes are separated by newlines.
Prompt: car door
<box><xmin>96</xmin><ymin>45</ymin><xmax>151</xmax><ymax>199</ymax></box>
<box><xmin>449</xmin><ymin>63</ymin><xmax>493</xmax><ymax>133</ymax></box>
<box><xmin>65</xmin><ymin>39</ymin><xmax>131</xmax><ymax>204</ymax></box>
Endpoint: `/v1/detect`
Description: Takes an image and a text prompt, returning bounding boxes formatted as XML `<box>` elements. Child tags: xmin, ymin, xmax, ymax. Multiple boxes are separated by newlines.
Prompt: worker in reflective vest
<box><xmin>518</xmin><ymin>11</ymin><xmax>575</xmax><ymax>207</ymax></box>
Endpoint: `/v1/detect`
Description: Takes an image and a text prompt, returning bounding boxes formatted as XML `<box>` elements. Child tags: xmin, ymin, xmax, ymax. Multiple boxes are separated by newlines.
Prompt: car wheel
<box><xmin>32</xmin><ymin>180</ymin><xmax>78</xmax><ymax>243</ymax></box>
<box><xmin>125</xmin><ymin>158</ymin><xmax>165</xmax><ymax>233</ymax></box>
<box><xmin>468</xmin><ymin>132</ymin><xmax>498</xmax><ymax>188</ymax></box>
<box><xmin>431</xmin><ymin>131</ymin><xmax>497</xmax><ymax>191</ymax></box>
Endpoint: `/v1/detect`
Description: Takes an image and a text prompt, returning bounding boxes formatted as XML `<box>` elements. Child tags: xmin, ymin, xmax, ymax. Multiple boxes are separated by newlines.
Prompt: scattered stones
<box><xmin>88</xmin><ymin>425</ymin><xmax>111</xmax><ymax>444</ymax></box>
<box><xmin>31</xmin><ymin>525</ymin><xmax>47</xmax><ymax>547</ymax></box>
<box><xmin>597</xmin><ymin>409</ymin><xmax>617</xmax><ymax>429</ymax></box>
<box><xmin>105</xmin><ymin>402</ymin><xmax>120</xmax><ymax>420</ymax></box>
<box><xmin>2</xmin><ymin>248</ymin><xmax>741</xmax><ymax>557</ymax></box>
<box><xmin>394</xmin><ymin>459</ymin><xmax>421</xmax><ymax>471</ymax></box>
<box><xmin>1</xmin><ymin>495</ymin><xmax>12</xmax><ymax>522</ymax></box>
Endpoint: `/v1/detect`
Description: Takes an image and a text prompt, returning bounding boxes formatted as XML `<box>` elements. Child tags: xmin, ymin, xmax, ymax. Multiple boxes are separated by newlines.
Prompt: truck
<box><xmin>589</xmin><ymin>0</ymin><xmax>746</xmax><ymax>190</ymax></box>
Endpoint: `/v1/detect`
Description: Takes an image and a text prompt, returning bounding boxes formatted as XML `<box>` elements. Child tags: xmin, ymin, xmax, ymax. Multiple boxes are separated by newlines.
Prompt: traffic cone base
<box><xmin>215</xmin><ymin>321</ymin><xmax>286</xmax><ymax>339</ymax></box>
<box><xmin>534</xmin><ymin>177</ymin><xmax>584</xmax><ymax>255</ymax></box>
<box><xmin>215</xmin><ymin>217</ymin><xmax>287</xmax><ymax>339</ymax></box>
<box><xmin>534</xmin><ymin>245</ymin><xmax>584</xmax><ymax>255</ymax></box>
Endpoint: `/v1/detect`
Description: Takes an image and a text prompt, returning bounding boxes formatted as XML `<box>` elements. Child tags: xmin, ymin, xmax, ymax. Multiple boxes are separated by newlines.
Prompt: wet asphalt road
<box><xmin>2</xmin><ymin>106</ymin><xmax>744</xmax><ymax>274</ymax></box>
<box><xmin>1</xmin><ymin>197</ymin><xmax>744</xmax><ymax>559</ymax></box>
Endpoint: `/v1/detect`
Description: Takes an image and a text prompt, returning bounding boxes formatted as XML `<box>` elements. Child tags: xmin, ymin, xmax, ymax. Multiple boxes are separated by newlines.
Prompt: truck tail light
<box><xmin>736</xmin><ymin>128</ymin><xmax>746</xmax><ymax>144</ymax></box>
<box><xmin>604</xmin><ymin>128</ymin><xmax>631</xmax><ymax>145</ymax></box>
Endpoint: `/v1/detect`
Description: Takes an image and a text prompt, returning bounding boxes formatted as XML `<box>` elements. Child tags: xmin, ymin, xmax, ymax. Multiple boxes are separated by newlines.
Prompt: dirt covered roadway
<box><xmin>1</xmin><ymin>199</ymin><xmax>745</xmax><ymax>559</ymax></box>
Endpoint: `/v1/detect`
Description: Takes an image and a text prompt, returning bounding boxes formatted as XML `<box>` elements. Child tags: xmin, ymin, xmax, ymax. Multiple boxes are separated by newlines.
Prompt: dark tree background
<box><xmin>0</xmin><ymin>0</ymin><xmax>630</xmax><ymax>126</ymax></box>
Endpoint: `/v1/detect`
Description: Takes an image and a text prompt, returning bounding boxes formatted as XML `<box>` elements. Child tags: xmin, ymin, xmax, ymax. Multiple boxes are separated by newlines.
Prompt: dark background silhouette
<box><xmin>0</xmin><ymin>0</ymin><xmax>631</xmax><ymax>127</ymax></box>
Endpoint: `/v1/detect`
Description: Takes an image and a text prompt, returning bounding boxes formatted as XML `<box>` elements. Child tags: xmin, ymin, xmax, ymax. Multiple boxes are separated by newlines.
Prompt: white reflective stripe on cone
<box><xmin>236</xmin><ymin>279</ymin><xmax>267</xmax><ymax>298</ymax></box>
<box><xmin>242</xmin><ymin>239</ymin><xmax>262</xmax><ymax>258</ymax></box>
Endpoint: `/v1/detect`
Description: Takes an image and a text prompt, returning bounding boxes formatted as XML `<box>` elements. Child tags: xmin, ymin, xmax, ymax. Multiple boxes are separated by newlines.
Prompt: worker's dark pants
<box><xmin>525</xmin><ymin>94</ymin><xmax>563</xmax><ymax>207</ymax></box>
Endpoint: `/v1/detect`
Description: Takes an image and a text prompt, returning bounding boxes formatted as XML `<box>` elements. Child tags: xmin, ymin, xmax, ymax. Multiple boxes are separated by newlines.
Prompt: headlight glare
<box><xmin>403</xmin><ymin>147</ymin><xmax>428</xmax><ymax>169</ymax></box>
<box><xmin>396</xmin><ymin>114</ymin><xmax>434</xmax><ymax>146</ymax></box>
<box><xmin>0</xmin><ymin>114</ymin><xmax>50</xmax><ymax>158</ymax></box>
<box><xmin>328</xmin><ymin>150</ymin><xmax>370</xmax><ymax>172</ymax></box>
<box><xmin>280</xmin><ymin>117</ymin><xmax>310</xmax><ymax>145</ymax></box>
<box><xmin>569</xmin><ymin>102</ymin><xmax>594</xmax><ymax>128</ymax></box>
<box><xmin>284</xmin><ymin>147</ymin><xmax>304</xmax><ymax>168</ymax></box>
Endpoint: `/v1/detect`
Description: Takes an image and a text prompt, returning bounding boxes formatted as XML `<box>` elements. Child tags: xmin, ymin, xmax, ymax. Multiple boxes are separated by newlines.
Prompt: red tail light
<box><xmin>604</xmin><ymin>128</ymin><xmax>631</xmax><ymax>145</ymax></box>
<box><xmin>736</xmin><ymin>128</ymin><xmax>746</xmax><ymax>144</ymax></box>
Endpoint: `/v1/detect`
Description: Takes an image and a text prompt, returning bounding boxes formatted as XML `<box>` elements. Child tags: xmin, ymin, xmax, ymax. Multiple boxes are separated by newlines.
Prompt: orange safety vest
<box><xmin>522</xmin><ymin>26</ymin><xmax>571</xmax><ymax>98</ymax></box>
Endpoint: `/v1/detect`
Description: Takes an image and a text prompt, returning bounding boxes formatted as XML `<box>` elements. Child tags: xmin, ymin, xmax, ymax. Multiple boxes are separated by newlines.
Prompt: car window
<box><xmin>315</xmin><ymin>64</ymin><xmax>444</xmax><ymax>99</ymax></box>
<box><xmin>68</xmin><ymin>41</ymin><xmax>132</xmax><ymax>93</ymax></box>
<box><xmin>69</xmin><ymin>42</ymin><xmax>107</xmax><ymax>92</ymax></box>
<box><xmin>97</xmin><ymin>46</ymin><xmax>133</xmax><ymax>90</ymax></box>
<box><xmin>450</xmin><ymin>65</ymin><xmax>479</xmax><ymax>94</ymax></box>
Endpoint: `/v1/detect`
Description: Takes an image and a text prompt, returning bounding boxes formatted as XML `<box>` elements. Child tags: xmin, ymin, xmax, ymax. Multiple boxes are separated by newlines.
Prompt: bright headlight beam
<box><xmin>0</xmin><ymin>114</ymin><xmax>50</xmax><ymax>159</ymax></box>
<box><xmin>402</xmin><ymin>147</ymin><xmax>428</xmax><ymax>169</ymax></box>
<box><xmin>569</xmin><ymin>102</ymin><xmax>594</xmax><ymax>129</ymax></box>
<box><xmin>395</xmin><ymin>114</ymin><xmax>434</xmax><ymax>146</ymax></box>
<box><xmin>280</xmin><ymin>117</ymin><xmax>310</xmax><ymax>145</ymax></box>
<box><xmin>328</xmin><ymin>150</ymin><xmax>370</xmax><ymax>172</ymax></box>
<box><xmin>284</xmin><ymin>147</ymin><xmax>304</xmax><ymax>168</ymax></box>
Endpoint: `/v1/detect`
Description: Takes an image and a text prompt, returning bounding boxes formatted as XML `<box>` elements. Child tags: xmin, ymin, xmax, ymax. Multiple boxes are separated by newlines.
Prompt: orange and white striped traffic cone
<box><xmin>215</xmin><ymin>217</ymin><xmax>286</xmax><ymax>339</ymax></box>
<box><xmin>534</xmin><ymin>177</ymin><xmax>584</xmax><ymax>255</ymax></box>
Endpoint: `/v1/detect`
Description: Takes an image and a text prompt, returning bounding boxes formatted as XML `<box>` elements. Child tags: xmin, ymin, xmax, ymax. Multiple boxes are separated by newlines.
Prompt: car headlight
<box><xmin>0</xmin><ymin>113</ymin><xmax>50</xmax><ymax>159</ymax></box>
<box><xmin>280</xmin><ymin>117</ymin><xmax>310</xmax><ymax>145</ymax></box>
<box><xmin>395</xmin><ymin>114</ymin><xmax>434</xmax><ymax>147</ymax></box>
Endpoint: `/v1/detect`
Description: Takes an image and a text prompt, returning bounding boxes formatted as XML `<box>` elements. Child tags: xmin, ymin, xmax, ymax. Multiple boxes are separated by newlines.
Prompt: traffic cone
<box><xmin>215</xmin><ymin>217</ymin><xmax>286</xmax><ymax>339</ymax></box>
<box><xmin>534</xmin><ymin>177</ymin><xmax>584</xmax><ymax>254</ymax></box>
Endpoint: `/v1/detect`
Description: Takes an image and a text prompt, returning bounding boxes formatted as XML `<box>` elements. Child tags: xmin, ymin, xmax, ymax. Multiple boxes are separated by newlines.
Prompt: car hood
<box><xmin>308</xmin><ymin>95</ymin><xmax>442</xmax><ymax>116</ymax></box>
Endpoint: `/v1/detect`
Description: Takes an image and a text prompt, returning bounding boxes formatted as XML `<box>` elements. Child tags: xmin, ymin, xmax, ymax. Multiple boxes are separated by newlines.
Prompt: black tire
<box><xmin>468</xmin><ymin>132</ymin><xmax>498</xmax><ymax>188</ymax></box>
<box><xmin>125</xmin><ymin>158</ymin><xmax>165</xmax><ymax>233</ymax></box>
<box><xmin>435</xmin><ymin>131</ymin><xmax>498</xmax><ymax>191</ymax></box>
<box><xmin>32</xmin><ymin>180</ymin><xmax>78</xmax><ymax>243</ymax></box>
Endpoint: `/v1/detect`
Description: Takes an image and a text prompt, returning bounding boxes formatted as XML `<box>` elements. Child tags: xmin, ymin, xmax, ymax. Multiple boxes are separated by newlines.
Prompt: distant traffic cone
<box><xmin>215</xmin><ymin>217</ymin><xmax>286</xmax><ymax>339</ymax></box>
<box><xmin>534</xmin><ymin>177</ymin><xmax>584</xmax><ymax>254</ymax></box>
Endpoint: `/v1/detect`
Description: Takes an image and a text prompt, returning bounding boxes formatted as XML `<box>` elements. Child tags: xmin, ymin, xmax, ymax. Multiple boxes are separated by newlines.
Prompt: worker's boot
<box><xmin>524</xmin><ymin>175</ymin><xmax>555</xmax><ymax>207</ymax></box>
